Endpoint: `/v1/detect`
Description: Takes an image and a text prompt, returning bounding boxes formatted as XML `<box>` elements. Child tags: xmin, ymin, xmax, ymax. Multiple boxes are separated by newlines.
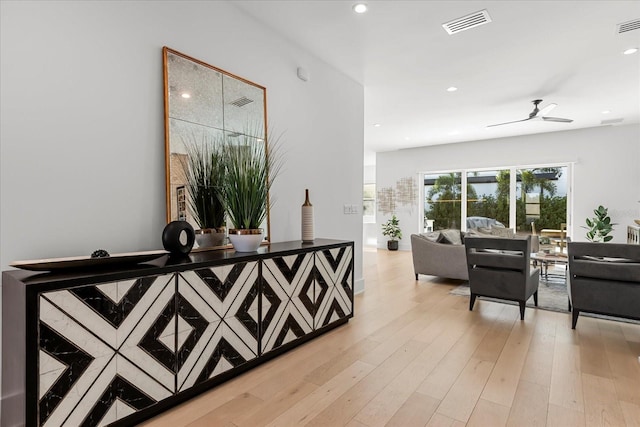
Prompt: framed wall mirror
<box><xmin>163</xmin><ymin>47</ymin><xmax>268</xmax><ymax>249</ymax></box>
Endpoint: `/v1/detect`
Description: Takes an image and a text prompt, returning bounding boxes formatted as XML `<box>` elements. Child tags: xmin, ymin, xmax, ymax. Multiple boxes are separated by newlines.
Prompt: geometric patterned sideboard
<box><xmin>2</xmin><ymin>239</ymin><xmax>354</xmax><ymax>427</ymax></box>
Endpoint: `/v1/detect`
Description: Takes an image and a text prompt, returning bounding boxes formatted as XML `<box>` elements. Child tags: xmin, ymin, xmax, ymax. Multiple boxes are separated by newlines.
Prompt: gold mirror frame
<box><xmin>162</xmin><ymin>47</ymin><xmax>269</xmax><ymax>248</ymax></box>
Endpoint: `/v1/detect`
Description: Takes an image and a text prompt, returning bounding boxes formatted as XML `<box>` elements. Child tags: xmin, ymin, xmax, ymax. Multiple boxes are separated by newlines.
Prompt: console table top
<box><xmin>2</xmin><ymin>238</ymin><xmax>353</xmax><ymax>289</ymax></box>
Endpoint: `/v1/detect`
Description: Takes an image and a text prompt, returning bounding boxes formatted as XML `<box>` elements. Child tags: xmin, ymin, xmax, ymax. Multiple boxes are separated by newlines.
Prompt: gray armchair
<box><xmin>464</xmin><ymin>235</ymin><xmax>540</xmax><ymax>320</ymax></box>
<box><xmin>567</xmin><ymin>242</ymin><xmax>640</xmax><ymax>329</ymax></box>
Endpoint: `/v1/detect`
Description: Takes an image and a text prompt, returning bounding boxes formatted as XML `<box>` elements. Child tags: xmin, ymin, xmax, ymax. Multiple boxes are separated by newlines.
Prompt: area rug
<box><xmin>449</xmin><ymin>277</ymin><xmax>569</xmax><ymax>313</ymax></box>
<box><xmin>449</xmin><ymin>277</ymin><xmax>640</xmax><ymax>325</ymax></box>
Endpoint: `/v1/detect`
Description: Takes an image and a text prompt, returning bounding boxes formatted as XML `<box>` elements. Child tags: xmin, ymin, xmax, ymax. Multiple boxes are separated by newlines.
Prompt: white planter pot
<box><xmin>228</xmin><ymin>229</ymin><xmax>264</xmax><ymax>252</ymax></box>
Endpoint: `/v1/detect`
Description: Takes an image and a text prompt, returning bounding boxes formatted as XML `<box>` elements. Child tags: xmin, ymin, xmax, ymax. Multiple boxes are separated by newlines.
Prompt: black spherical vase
<box><xmin>162</xmin><ymin>221</ymin><xmax>196</xmax><ymax>255</ymax></box>
<box><xmin>387</xmin><ymin>240</ymin><xmax>399</xmax><ymax>251</ymax></box>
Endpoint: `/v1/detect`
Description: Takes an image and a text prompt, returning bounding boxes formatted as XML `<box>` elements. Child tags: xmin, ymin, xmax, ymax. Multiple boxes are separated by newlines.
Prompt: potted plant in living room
<box><xmin>583</xmin><ymin>204</ymin><xmax>617</xmax><ymax>242</ymax></box>
<box><xmin>181</xmin><ymin>137</ymin><xmax>226</xmax><ymax>248</ymax></box>
<box><xmin>220</xmin><ymin>130</ymin><xmax>283</xmax><ymax>252</ymax></box>
<box><xmin>382</xmin><ymin>214</ymin><xmax>402</xmax><ymax>251</ymax></box>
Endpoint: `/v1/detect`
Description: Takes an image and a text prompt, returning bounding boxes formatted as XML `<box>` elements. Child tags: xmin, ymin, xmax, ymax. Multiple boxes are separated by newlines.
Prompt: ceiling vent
<box><xmin>229</xmin><ymin>96</ymin><xmax>253</xmax><ymax>107</ymax></box>
<box><xmin>442</xmin><ymin>9</ymin><xmax>492</xmax><ymax>35</ymax></box>
<box><xmin>601</xmin><ymin>118</ymin><xmax>624</xmax><ymax>125</ymax></box>
<box><xmin>617</xmin><ymin>18</ymin><xmax>640</xmax><ymax>34</ymax></box>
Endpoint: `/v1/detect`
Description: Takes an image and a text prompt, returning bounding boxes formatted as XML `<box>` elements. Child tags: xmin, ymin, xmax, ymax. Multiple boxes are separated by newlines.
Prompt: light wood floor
<box><xmin>143</xmin><ymin>248</ymin><xmax>640</xmax><ymax>427</ymax></box>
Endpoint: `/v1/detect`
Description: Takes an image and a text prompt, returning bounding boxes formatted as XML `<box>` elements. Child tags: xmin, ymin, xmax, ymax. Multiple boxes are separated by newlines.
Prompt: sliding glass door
<box><xmin>422</xmin><ymin>164</ymin><xmax>570</xmax><ymax>235</ymax></box>
<box><xmin>423</xmin><ymin>172</ymin><xmax>462</xmax><ymax>231</ymax></box>
<box><xmin>516</xmin><ymin>166</ymin><xmax>567</xmax><ymax>233</ymax></box>
<box><xmin>466</xmin><ymin>169</ymin><xmax>510</xmax><ymax>229</ymax></box>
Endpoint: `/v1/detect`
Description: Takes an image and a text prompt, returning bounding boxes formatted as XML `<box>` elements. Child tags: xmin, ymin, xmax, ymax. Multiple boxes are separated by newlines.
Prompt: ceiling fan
<box><xmin>487</xmin><ymin>99</ymin><xmax>574</xmax><ymax>128</ymax></box>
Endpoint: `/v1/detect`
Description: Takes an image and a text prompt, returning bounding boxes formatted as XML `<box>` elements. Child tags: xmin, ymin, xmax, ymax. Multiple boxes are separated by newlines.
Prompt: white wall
<box><xmin>0</xmin><ymin>0</ymin><xmax>364</xmax><ymax>400</ymax></box>
<box><xmin>363</xmin><ymin>162</ymin><xmax>378</xmax><ymax>247</ymax></box>
<box><xmin>377</xmin><ymin>124</ymin><xmax>640</xmax><ymax>250</ymax></box>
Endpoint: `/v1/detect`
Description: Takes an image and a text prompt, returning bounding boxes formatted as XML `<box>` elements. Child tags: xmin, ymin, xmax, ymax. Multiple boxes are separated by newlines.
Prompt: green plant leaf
<box><xmin>219</xmin><ymin>126</ymin><xmax>283</xmax><ymax>230</ymax></box>
<box><xmin>180</xmin><ymin>134</ymin><xmax>226</xmax><ymax>229</ymax></box>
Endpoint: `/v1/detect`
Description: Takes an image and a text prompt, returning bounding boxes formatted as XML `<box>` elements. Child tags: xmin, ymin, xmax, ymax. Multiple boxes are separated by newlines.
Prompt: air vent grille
<box><xmin>617</xmin><ymin>18</ymin><xmax>640</xmax><ymax>34</ymax></box>
<box><xmin>601</xmin><ymin>118</ymin><xmax>624</xmax><ymax>125</ymax></box>
<box><xmin>230</xmin><ymin>96</ymin><xmax>254</xmax><ymax>107</ymax></box>
<box><xmin>442</xmin><ymin>9</ymin><xmax>492</xmax><ymax>35</ymax></box>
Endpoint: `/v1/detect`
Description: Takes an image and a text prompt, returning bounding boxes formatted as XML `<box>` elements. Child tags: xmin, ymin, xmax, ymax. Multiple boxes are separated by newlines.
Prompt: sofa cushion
<box><xmin>466</xmin><ymin>228</ymin><xmax>492</xmax><ymax>238</ymax></box>
<box><xmin>440</xmin><ymin>229</ymin><xmax>463</xmax><ymax>245</ymax></box>
<box><xmin>419</xmin><ymin>231</ymin><xmax>444</xmax><ymax>243</ymax></box>
<box><xmin>491</xmin><ymin>227</ymin><xmax>515</xmax><ymax>239</ymax></box>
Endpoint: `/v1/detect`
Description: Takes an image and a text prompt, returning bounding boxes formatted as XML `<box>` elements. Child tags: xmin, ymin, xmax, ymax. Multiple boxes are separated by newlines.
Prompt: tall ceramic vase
<box><xmin>302</xmin><ymin>189</ymin><xmax>314</xmax><ymax>243</ymax></box>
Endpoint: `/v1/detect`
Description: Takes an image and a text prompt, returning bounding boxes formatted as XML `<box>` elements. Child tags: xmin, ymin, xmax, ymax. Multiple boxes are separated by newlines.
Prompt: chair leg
<box><xmin>571</xmin><ymin>309</ymin><xmax>579</xmax><ymax>329</ymax></box>
<box><xmin>415</xmin><ymin>273</ymin><xmax>418</xmax><ymax>280</ymax></box>
<box><xmin>568</xmin><ymin>298</ymin><xmax>572</xmax><ymax>311</ymax></box>
<box><xmin>533</xmin><ymin>291</ymin><xmax>538</xmax><ymax>307</ymax></box>
<box><xmin>518</xmin><ymin>301</ymin><xmax>525</xmax><ymax>320</ymax></box>
<box><xmin>469</xmin><ymin>293</ymin><xmax>477</xmax><ymax>311</ymax></box>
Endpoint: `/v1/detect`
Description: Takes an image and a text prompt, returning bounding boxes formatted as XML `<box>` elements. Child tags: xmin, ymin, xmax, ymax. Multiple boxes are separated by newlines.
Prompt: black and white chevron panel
<box><xmin>175</xmin><ymin>262</ymin><xmax>259</xmax><ymax>391</ymax></box>
<box><xmin>261</xmin><ymin>253</ymin><xmax>315</xmax><ymax>353</ymax></box>
<box><xmin>315</xmin><ymin>246</ymin><xmax>354</xmax><ymax>328</ymax></box>
<box><xmin>38</xmin><ymin>275</ymin><xmax>175</xmax><ymax>427</ymax></box>
<box><xmin>18</xmin><ymin>241</ymin><xmax>354</xmax><ymax>427</ymax></box>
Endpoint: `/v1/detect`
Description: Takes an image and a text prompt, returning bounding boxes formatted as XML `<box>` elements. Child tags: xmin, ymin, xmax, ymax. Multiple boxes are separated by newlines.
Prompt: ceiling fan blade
<box><xmin>487</xmin><ymin>117</ymin><xmax>532</xmax><ymax>128</ymax></box>
<box><xmin>542</xmin><ymin>116</ymin><xmax>573</xmax><ymax>123</ymax></box>
<box><xmin>539</xmin><ymin>103</ymin><xmax>557</xmax><ymax>116</ymax></box>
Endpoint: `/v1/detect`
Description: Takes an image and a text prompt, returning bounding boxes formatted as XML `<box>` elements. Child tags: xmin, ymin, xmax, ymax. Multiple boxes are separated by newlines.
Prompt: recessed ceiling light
<box><xmin>623</xmin><ymin>48</ymin><xmax>638</xmax><ymax>55</ymax></box>
<box><xmin>404</xmin><ymin>136</ymin><xmax>410</xmax><ymax>141</ymax></box>
<box><xmin>447</xmin><ymin>86</ymin><xmax>458</xmax><ymax>92</ymax></box>
<box><xmin>448</xmin><ymin>130</ymin><xmax>460</xmax><ymax>135</ymax></box>
<box><xmin>181</xmin><ymin>93</ymin><xmax>191</xmax><ymax>99</ymax></box>
<box><xmin>602</xmin><ymin>110</ymin><xmax>611</xmax><ymax>114</ymax></box>
<box><xmin>373</xmin><ymin>123</ymin><xmax>381</xmax><ymax>127</ymax></box>
<box><xmin>353</xmin><ymin>3</ymin><xmax>367</xmax><ymax>13</ymax></box>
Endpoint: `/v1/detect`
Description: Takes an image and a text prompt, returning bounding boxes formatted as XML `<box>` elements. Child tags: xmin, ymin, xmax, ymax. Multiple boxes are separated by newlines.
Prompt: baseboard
<box><xmin>354</xmin><ymin>277</ymin><xmax>365</xmax><ymax>295</ymax></box>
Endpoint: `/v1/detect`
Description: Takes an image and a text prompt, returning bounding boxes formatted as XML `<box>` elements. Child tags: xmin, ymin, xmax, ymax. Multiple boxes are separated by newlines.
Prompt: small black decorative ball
<box><xmin>91</xmin><ymin>249</ymin><xmax>110</xmax><ymax>258</ymax></box>
<box><xmin>162</xmin><ymin>221</ymin><xmax>195</xmax><ymax>254</ymax></box>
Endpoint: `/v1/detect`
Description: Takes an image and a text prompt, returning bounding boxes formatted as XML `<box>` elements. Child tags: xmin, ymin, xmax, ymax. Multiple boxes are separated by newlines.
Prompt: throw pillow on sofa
<box><xmin>440</xmin><ymin>229</ymin><xmax>463</xmax><ymax>245</ymax></box>
<box><xmin>420</xmin><ymin>231</ymin><xmax>444</xmax><ymax>243</ymax></box>
<box><xmin>490</xmin><ymin>227</ymin><xmax>515</xmax><ymax>238</ymax></box>
<box><xmin>466</xmin><ymin>228</ymin><xmax>492</xmax><ymax>238</ymax></box>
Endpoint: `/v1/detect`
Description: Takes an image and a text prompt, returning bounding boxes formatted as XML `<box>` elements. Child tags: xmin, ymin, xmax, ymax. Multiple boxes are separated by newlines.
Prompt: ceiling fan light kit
<box><xmin>488</xmin><ymin>99</ymin><xmax>574</xmax><ymax>128</ymax></box>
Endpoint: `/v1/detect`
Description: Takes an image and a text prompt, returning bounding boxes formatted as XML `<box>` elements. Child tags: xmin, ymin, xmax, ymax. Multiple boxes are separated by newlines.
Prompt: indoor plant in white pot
<box><xmin>382</xmin><ymin>214</ymin><xmax>402</xmax><ymax>251</ymax></box>
<box><xmin>220</xmin><ymin>130</ymin><xmax>282</xmax><ymax>252</ymax></box>
<box><xmin>181</xmin><ymin>137</ymin><xmax>226</xmax><ymax>248</ymax></box>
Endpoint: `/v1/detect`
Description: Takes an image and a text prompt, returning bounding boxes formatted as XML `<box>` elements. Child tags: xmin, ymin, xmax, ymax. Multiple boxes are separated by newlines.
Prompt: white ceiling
<box><xmin>235</xmin><ymin>1</ymin><xmax>640</xmax><ymax>164</ymax></box>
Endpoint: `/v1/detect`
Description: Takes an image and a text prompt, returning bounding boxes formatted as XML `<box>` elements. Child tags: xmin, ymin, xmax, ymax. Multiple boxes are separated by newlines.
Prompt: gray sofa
<box><xmin>411</xmin><ymin>231</ymin><xmax>469</xmax><ymax>280</ymax></box>
<box><xmin>567</xmin><ymin>242</ymin><xmax>640</xmax><ymax>328</ymax></box>
<box><xmin>411</xmin><ymin>229</ymin><xmax>539</xmax><ymax>282</ymax></box>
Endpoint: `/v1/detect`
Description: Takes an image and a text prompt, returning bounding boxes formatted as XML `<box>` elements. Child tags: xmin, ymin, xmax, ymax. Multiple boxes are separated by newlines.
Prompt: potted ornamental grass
<box><xmin>219</xmin><ymin>129</ymin><xmax>283</xmax><ymax>252</ymax></box>
<box><xmin>382</xmin><ymin>214</ymin><xmax>402</xmax><ymax>251</ymax></box>
<box><xmin>180</xmin><ymin>136</ymin><xmax>227</xmax><ymax>248</ymax></box>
